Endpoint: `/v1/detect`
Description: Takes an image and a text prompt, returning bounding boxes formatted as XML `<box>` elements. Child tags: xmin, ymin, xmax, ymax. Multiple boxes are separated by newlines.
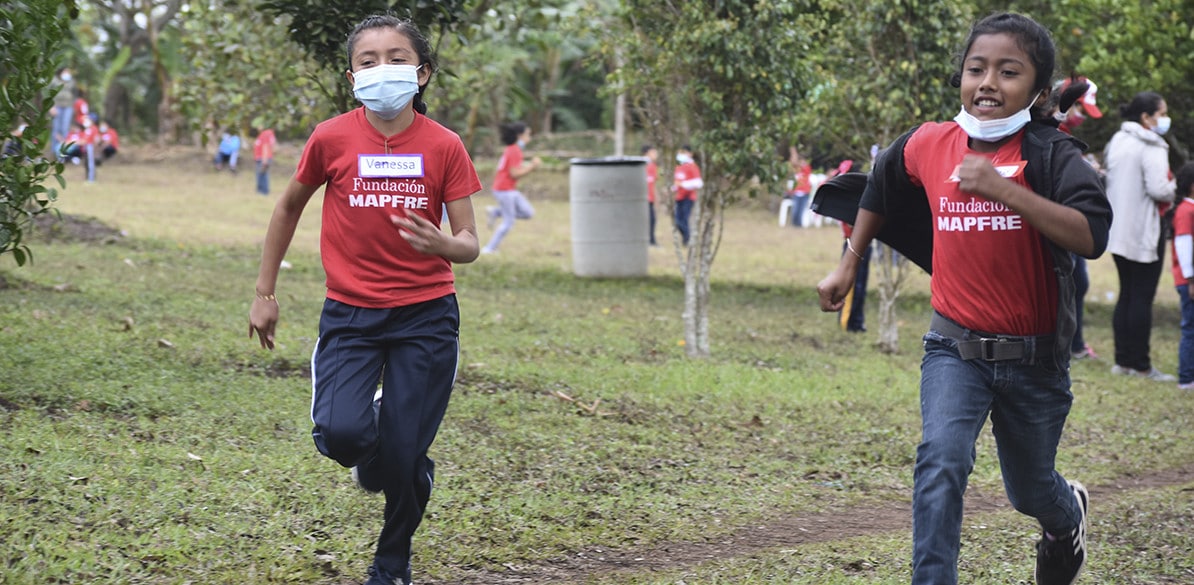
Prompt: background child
<box><xmin>248</xmin><ymin>14</ymin><xmax>481</xmax><ymax>585</ymax></box>
<box><xmin>817</xmin><ymin>12</ymin><xmax>1111</xmax><ymax>585</ymax></box>
<box><xmin>481</xmin><ymin>120</ymin><xmax>540</xmax><ymax>254</ymax></box>
<box><xmin>643</xmin><ymin>144</ymin><xmax>659</xmax><ymax>246</ymax></box>
<box><xmin>672</xmin><ymin>144</ymin><xmax>702</xmax><ymax>245</ymax></box>
<box><xmin>97</xmin><ymin>119</ymin><xmax>119</xmax><ymax>164</ymax></box>
<box><xmin>250</xmin><ymin>125</ymin><xmax>277</xmax><ymax>195</ymax></box>
<box><xmin>1169</xmin><ymin>162</ymin><xmax>1194</xmax><ymax>390</ymax></box>
<box><xmin>213</xmin><ymin>128</ymin><xmax>241</xmax><ymax>173</ymax></box>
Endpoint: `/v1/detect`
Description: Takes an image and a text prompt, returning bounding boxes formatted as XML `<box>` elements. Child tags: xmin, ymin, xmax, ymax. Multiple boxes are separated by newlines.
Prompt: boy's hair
<box><xmin>346</xmin><ymin>14</ymin><xmax>437</xmax><ymax>115</ymax></box>
<box><xmin>1176</xmin><ymin>162</ymin><xmax>1194</xmax><ymax>199</ymax></box>
<box><xmin>679</xmin><ymin>144</ymin><xmax>692</xmax><ymax>153</ymax></box>
<box><xmin>951</xmin><ymin>13</ymin><xmax>1056</xmax><ymax>118</ymax></box>
<box><xmin>640</xmin><ymin>144</ymin><xmax>654</xmax><ymax>155</ymax></box>
<box><xmin>499</xmin><ymin>121</ymin><xmax>528</xmax><ymax>146</ymax></box>
<box><xmin>1119</xmin><ymin>91</ymin><xmax>1166</xmax><ymax>122</ymax></box>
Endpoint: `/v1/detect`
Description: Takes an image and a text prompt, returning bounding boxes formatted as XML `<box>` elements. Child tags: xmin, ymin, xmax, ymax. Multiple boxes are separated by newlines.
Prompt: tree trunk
<box><xmin>874</xmin><ymin>242</ymin><xmax>910</xmax><ymax>353</ymax></box>
<box><xmin>679</xmin><ymin>192</ymin><xmax>722</xmax><ymax>358</ymax></box>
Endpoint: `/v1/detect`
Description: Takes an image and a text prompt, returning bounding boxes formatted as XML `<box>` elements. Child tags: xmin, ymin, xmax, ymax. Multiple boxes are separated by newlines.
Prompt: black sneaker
<box><xmin>1035</xmin><ymin>480</ymin><xmax>1088</xmax><ymax>585</ymax></box>
<box><xmin>364</xmin><ymin>564</ymin><xmax>409</xmax><ymax>585</ymax></box>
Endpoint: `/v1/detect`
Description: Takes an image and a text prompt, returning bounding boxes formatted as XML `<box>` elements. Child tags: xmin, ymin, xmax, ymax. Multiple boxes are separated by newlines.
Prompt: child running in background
<box><xmin>1170</xmin><ymin>162</ymin><xmax>1194</xmax><ymax>391</ymax></box>
<box><xmin>480</xmin><ymin>120</ymin><xmax>540</xmax><ymax>254</ymax></box>
<box><xmin>818</xmin><ymin>12</ymin><xmax>1111</xmax><ymax>585</ymax></box>
<box><xmin>248</xmin><ymin>14</ymin><xmax>481</xmax><ymax>585</ymax></box>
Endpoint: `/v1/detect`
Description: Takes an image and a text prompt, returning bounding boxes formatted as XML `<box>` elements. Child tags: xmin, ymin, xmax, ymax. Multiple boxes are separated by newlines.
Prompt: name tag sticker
<box><xmin>948</xmin><ymin>160</ymin><xmax>1027</xmax><ymax>182</ymax></box>
<box><xmin>359</xmin><ymin>154</ymin><xmax>424</xmax><ymax>178</ymax></box>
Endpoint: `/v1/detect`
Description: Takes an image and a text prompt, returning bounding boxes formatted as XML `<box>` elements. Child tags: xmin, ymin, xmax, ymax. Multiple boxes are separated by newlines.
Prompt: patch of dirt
<box><xmin>30</xmin><ymin>213</ymin><xmax>125</xmax><ymax>245</ymax></box>
<box><xmin>434</xmin><ymin>464</ymin><xmax>1194</xmax><ymax>585</ymax></box>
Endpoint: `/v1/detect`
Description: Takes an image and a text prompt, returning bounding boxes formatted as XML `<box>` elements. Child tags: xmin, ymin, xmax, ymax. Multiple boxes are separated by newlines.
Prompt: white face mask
<box><xmin>954</xmin><ymin>91</ymin><xmax>1042</xmax><ymax>142</ymax></box>
<box><xmin>1152</xmin><ymin>115</ymin><xmax>1172</xmax><ymax>135</ymax></box>
<box><xmin>676</xmin><ymin>153</ymin><xmax>692</xmax><ymax>164</ymax></box>
<box><xmin>351</xmin><ymin>64</ymin><xmax>421</xmax><ymax>120</ymax></box>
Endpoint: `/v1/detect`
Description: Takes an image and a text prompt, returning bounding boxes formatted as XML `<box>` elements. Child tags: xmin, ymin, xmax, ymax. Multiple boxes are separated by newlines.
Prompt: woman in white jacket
<box><xmin>1104</xmin><ymin>91</ymin><xmax>1177</xmax><ymax>380</ymax></box>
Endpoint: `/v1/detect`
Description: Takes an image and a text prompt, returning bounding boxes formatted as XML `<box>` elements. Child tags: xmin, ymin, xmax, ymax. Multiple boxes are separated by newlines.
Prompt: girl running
<box><xmin>248</xmin><ymin>15</ymin><xmax>481</xmax><ymax>585</ymax></box>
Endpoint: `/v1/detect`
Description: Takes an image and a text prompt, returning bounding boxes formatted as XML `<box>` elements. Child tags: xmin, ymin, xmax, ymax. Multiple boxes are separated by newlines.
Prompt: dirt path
<box><xmin>438</xmin><ymin>465</ymin><xmax>1194</xmax><ymax>585</ymax></box>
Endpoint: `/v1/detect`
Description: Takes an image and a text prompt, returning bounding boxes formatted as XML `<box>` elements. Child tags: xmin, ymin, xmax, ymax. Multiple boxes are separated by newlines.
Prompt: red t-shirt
<box><xmin>492</xmin><ymin>143</ymin><xmax>523</xmax><ymax>191</ymax></box>
<box><xmin>1171</xmin><ymin>198</ymin><xmax>1194</xmax><ymax>286</ymax></box>
<box><xmin>73</xmin><ymin>98</ymin><xmax>90</xmax><ymax>125</ymax></box>
<box><xmin>645</xmin><ymin>160</ymin><xmax>657</xmax><ymax>203</ymax></box>
<box><xmin>100</xmin><ymin>127</ymin><xmax>119</xmax><ymax>148</ymax></box>
<box><xmin>674</xmin><ymin>161</ymin><xmax>701</xmax><ymax>201</ymax></box>
<box><xmin>794</xmin><ymin>163</ymin><xmax>813</xmax><ymax>195</ymax></box>
<box><xmin>905</xmin><ymin>122</ymin><xmax>1056</xmax><ymax>335</ymax></box>
<box><xmin>295</xmin><ymin>108</ymin><xmax>482</xmax><ymax>308</ymax></box>
<box><xmin>254</xmin><ymin>129</ymin><xmax>276</xmax><ymax>160</ymax></box>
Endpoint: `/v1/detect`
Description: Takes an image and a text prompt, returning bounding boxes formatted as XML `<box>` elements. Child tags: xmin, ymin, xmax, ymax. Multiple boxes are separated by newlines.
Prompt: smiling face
<box><xmin>959</xmin><ymin>33</ymin><xmax>1041</xmax><ymax>121</ymax></box>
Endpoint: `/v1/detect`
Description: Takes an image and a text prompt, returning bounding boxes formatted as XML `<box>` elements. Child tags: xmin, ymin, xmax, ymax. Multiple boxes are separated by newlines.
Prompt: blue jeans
<box><xmin>1178</xmin><ymin>284</ymin><xmax>1194</xmax><ymax>384</ymax></box>
<box><xmin>789</xmin><ymin>193</ymin><xmax>809</xmax><ymax>228</ymax></box>
<box><xmin>255</xmin><ymin>159</ymin><xmax>270</xmax><ymax>195</ymax></box>
<box><xmin>1071</xmin><ymin>254</ymin><xmax>1089</xmax><ymax>353</ymax></box>
<box><xmin>51</xmin><ymin>106</ymin><xmax>73</xmax><ymax>157</ymax></box>
<box><xmin>913</xmin><ymin>328</ymin><xmax>1083</xmax><ymax>585</ymax></box>
<box><xmin>675</xmin><ymin>198</ymin><xmax>693</xmax><ymax>245</ymax></box>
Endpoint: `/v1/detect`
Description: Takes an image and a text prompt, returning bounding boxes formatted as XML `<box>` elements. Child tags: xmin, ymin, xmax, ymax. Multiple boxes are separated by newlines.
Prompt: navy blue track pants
<box><xmin>310</xmin><ymin>294</ymin><xmax>459</xmax><ymax>583</ymax></box>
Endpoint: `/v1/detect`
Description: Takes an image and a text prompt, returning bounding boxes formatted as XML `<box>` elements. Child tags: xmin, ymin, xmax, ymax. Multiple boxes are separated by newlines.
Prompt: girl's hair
<box><xmin>1119</xmin><ymin>91</ymin><xmax>1165</xmax><ymax>122</ymax></box>
<box><xmin>499</xmin><ymin>121</ymin><xmax>528</xmax><ymax>146</ymax></box>
<box><xmin>1176</xmin><ymin>162</ymin><xmax>1194</xmax><ymax>199</ymax></box>
<box><xmin>950</xmin><ymin>12</ymin><xmax>1056</xmax><ymax>119</ymax></box>
<box><xmin>346</xmin><ymin>14</ymin><xmax>437</xmax><ymax>115</ymax></box>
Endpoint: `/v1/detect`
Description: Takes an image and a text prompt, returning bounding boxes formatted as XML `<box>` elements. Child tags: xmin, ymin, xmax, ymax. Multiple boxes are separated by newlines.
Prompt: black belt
<box><xmin>929</xmin><ymin>312</ymin><xmax>1053</xmax><ymax>362</ymax></box>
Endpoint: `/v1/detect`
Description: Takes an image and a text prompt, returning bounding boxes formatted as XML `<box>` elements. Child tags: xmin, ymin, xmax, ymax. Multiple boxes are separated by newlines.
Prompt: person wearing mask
<box><xmin>1104</xmin><ymin>91</ymin><xmax>1177</xmax><ymax>381</ymax></box>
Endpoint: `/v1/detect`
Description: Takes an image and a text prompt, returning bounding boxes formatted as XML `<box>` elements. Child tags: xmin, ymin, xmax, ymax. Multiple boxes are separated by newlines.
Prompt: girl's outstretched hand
<box><xmin>249</xmin><ymin>298</ymin><xmax>279</xmax><ymax>350</ymax></box>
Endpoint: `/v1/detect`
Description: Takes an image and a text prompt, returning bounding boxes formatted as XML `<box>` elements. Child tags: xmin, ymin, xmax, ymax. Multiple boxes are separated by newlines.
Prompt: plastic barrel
<box><xmin>569</xmin><ymin>156</ymin><xmax>649</xmax><ymax>277</ymax></box>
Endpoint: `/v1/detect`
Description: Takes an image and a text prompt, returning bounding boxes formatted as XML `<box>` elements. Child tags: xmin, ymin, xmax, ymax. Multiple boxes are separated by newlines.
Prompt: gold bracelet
<box><xmin>846</xmin><ymin>239</ymin><xmax>865</xmax><ymax>260</ymax></box>
<box><xmin>256</xmin><ymin>292</ymin><xmax>277</xmax><ymax>302</ymax></box>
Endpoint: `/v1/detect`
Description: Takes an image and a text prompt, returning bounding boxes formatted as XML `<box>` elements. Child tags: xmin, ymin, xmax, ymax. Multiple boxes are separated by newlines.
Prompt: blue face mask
<box><xmin>1153</xmin><ymin>116</ymin><xmax>1172</xmax><ymax>136</ymax></box>
<box><xmin>352</xmin><ymin>64</ymin><xmax>421</xmax><ymax>120</ymax></box>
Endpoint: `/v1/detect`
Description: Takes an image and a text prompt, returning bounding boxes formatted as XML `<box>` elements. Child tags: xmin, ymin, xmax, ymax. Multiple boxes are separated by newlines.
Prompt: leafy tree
<box><xmin>987</xmin><ymin>0</ymin><xmax>1194</xmax><ymax>162</ymax></box>
<box><xmin>259</xmin><ymin>0</ymin><xmax>477</xmax><ymax>114</ymax></box>
<box><xmin>86</xmin><ymin>0</ymin><xmax>185</xmax><ymax>142</ymax></box>
<box><xmin>610</xmin><ymin>0</ymin><xmax>821</xmax><ymax>357</ymax></box>
<box><xmin>434</xmin><ymin>0</ymin><xmax>606</xmax><ymax>153</ymax></box>
<box><xmin>173</xmin><ymin>0</ymin><xmax>331</xmax><ymax>143</ymax></box>
<box><xmin>0</xmin><ymin>0</ymin><xmax>75</xmax><ymax>267</ymax></box>
<box><xmin>796</xmin><ymin>0</ymin><xmax>970</xmax><ymax>162</ymax></box>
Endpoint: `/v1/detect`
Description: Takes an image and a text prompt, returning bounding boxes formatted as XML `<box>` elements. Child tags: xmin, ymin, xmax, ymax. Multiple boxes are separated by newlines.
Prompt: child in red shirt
<box><xmin>1169</xmin><ymin>162</ymin><xmax>1194</xmax><ymax>389</ymax></box>
<box><xmin>249</xmin><ymin>15</ymin><xmax>481</xmax><ymax>585</ymax></box>
<box><xmin>672</xmin><ymin>144</ymin><xmax>702</xmax><ymax>245</ymax></box>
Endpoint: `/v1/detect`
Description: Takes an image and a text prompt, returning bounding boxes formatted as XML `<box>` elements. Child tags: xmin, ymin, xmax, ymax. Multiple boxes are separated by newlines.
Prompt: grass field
<box><xmin>1</xmin><ymin>145</ymin><xmax>1191</xmax><ymax>584</ymax></box>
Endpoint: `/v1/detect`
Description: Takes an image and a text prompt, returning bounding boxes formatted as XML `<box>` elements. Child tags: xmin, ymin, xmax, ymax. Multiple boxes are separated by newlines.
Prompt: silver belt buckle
<box><xmin>980</xmin><ymin>337</ymin><xmax>1000</xmax><ymax>361</ymax></box>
